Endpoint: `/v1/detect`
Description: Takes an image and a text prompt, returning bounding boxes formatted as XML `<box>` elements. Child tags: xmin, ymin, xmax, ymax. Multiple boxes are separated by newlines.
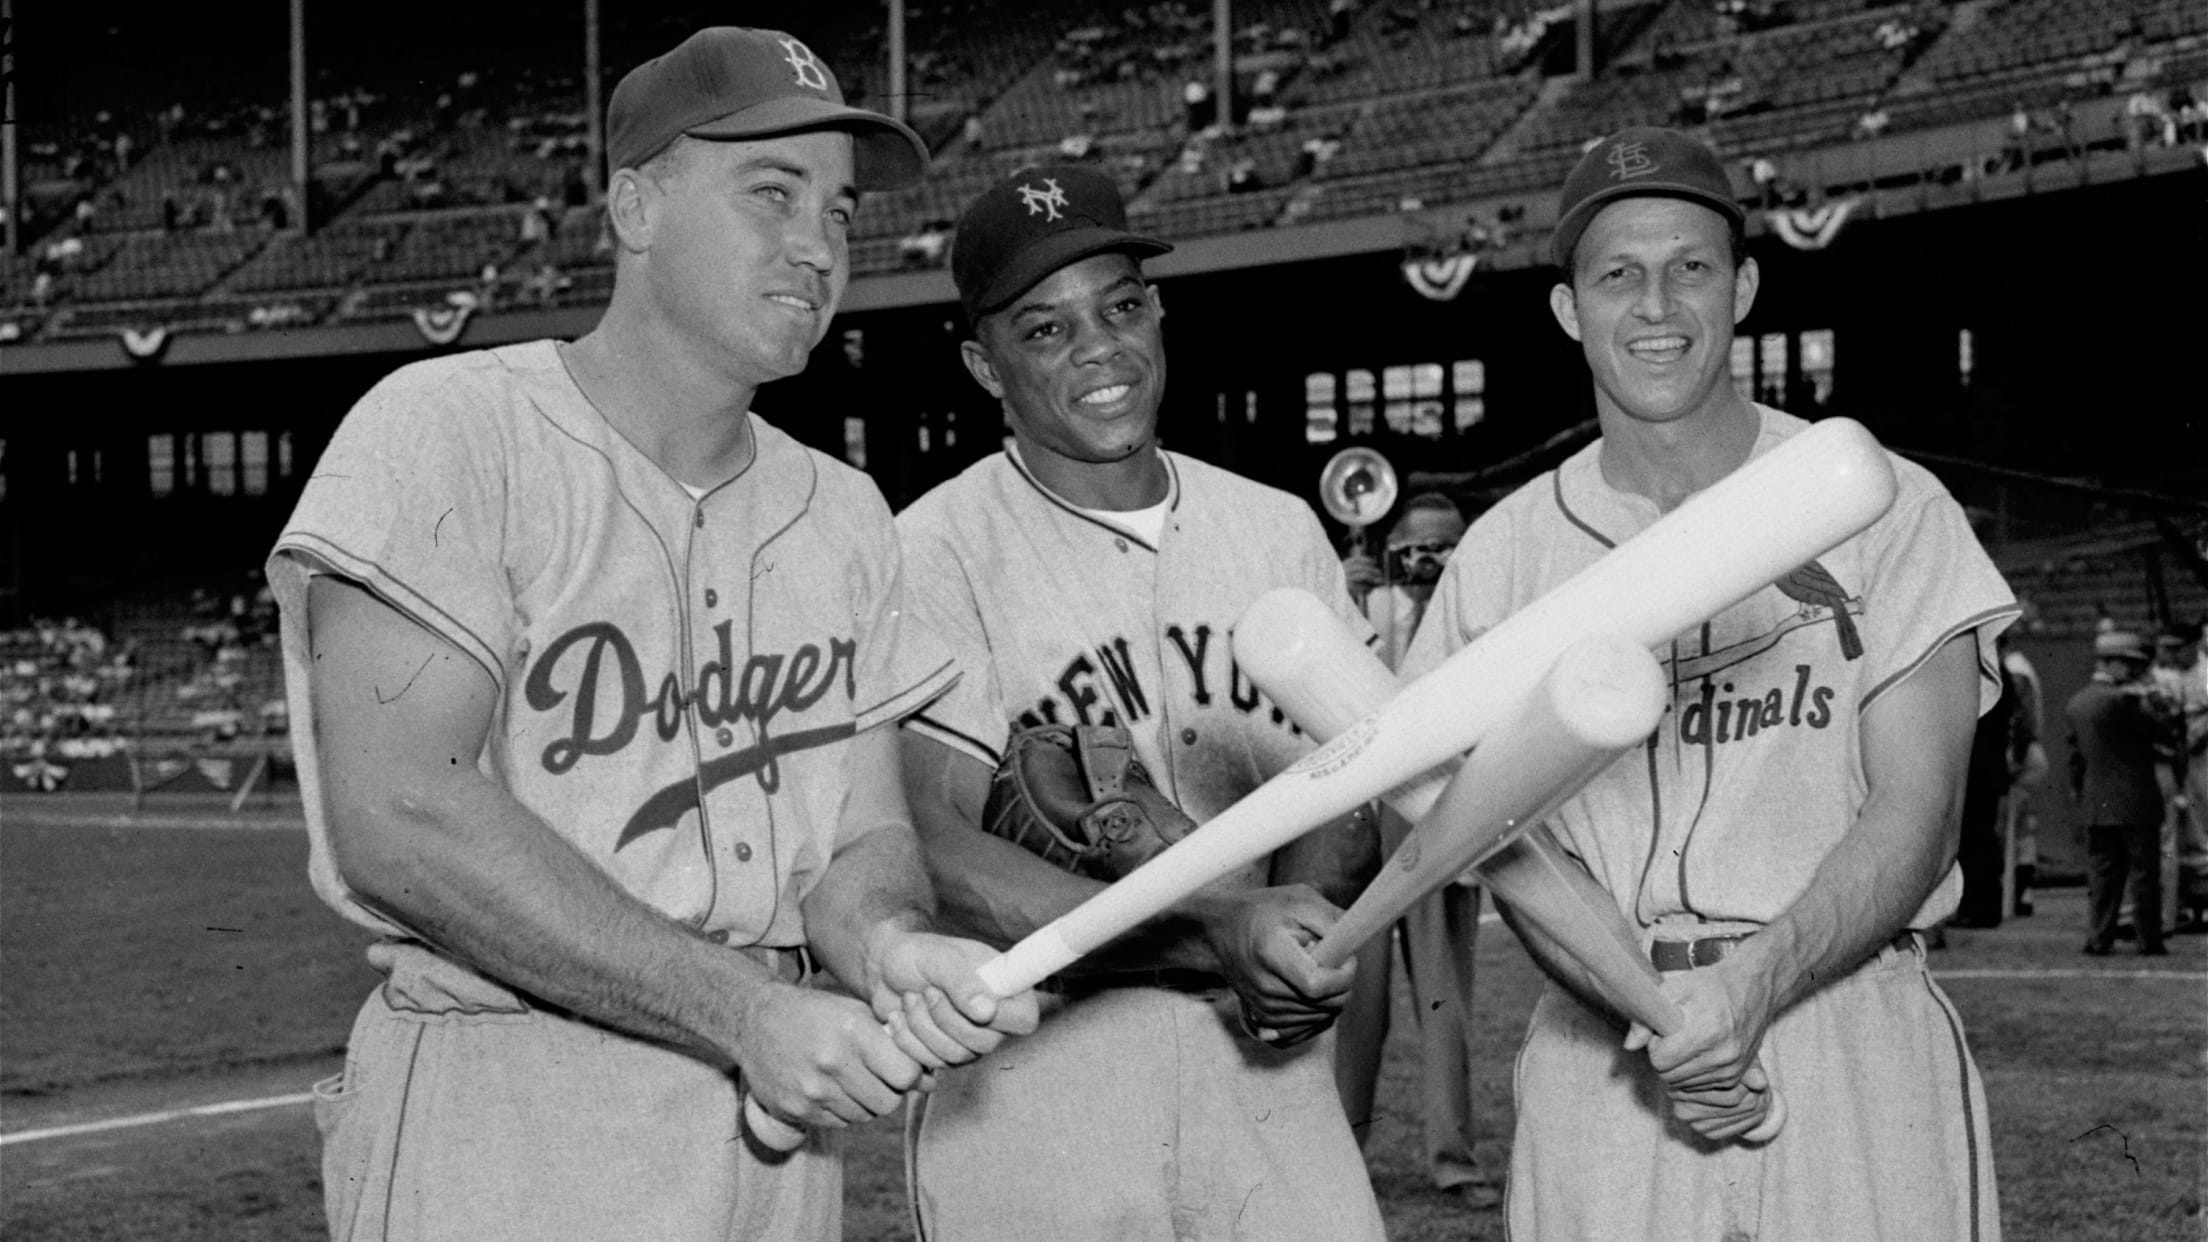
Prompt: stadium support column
<box><xmin>888</xmin><ymin>0</ymin><xmax>907</xmax><ymax>125</ymax></box>
<box><xmin>1213</xmin><ymin>0</ymin><xmax>1232</xmax><ymax>131</ymax></box>
<box><xmin>1577</xmin><ymin>0</ymin><xmax>1597</xmax><ymax>79</ymax></box>
<box><xmin>584</xmin><ymin>0</ymin><xmax>603</xmax><ymax>203</ymax></box>
<box><xmin>3</xmin><ymin>0</ymin><xmax>16</xmax><ymax>256</ymax></box>
<box><xmin>289</xmin><ymin>0</ymin><xmax>308</xmax><ymax>233</ymax></box>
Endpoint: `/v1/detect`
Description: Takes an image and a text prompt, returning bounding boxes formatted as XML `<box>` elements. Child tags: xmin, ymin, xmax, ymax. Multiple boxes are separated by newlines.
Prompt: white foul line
<box><xmin>0</xmin><ymin>1091</ymin><xmax>315</xmax><ymax>1147</ymax></box>
<box><xmin>1935</xmin><ymin>969</ymin><xmax>2207</xmax><ymax>981</ymax></box>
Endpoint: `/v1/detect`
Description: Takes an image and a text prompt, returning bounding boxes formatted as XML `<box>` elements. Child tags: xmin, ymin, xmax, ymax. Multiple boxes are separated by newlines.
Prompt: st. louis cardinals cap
<box><xmin>951</xmin><ymin>164</ymin><xmax>1173</xmax><ymax>321</ymax></box>
<box><xmin>1551</xmin><ymin>126</ymin><xmax>1745</xmax><ymax>272</ymax></box>
<box><xmin>607</xmin><ymin>27</ymin><xmax>927</xmax><ymax>190</ymax></box>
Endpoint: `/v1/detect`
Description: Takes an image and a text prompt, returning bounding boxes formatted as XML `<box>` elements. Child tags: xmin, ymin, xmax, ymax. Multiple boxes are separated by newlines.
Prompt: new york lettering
<box><xmin>1678</xmin><ymin>664</ymin><xmax>1834</xmax><ymax>746</ymax></box>
<box><xmin>1015</xmin><ymin>623</ymin><xmax>1295</xmax><ymax>733</ymax></box>
<box><xmin>524</xmin><ymin>619</ymin><xmax>856</xmax><ymax>781</ymax></box>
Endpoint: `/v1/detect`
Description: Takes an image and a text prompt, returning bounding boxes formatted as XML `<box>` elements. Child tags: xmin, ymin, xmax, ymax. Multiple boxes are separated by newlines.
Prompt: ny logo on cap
<box><xmin>1017</xmin><ymin>178</ymin><xmax>1069</xmax><ymax>222</ymax></box>
<box><xmin>780</xmin><ymin>37</ymin><xmax>830</xmax><ymax>92</ymax></box>
<box><xmin>1606</xmin><ymin>140</ymin><xmax>1657</xmax><ymax>180</ymax></box>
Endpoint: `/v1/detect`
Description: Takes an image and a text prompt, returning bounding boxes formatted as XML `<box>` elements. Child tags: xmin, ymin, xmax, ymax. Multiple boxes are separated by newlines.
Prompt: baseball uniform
<box><xmin>269</xmin><ymin>339</ymin><xmax>954</xmax><ymax>1242</ymax></box>
<box><xmin>1402</xmin><ymin>405</ymin><xmax>2015</xmax><ymax>1241</ymax></box>
<box><xmin>896</xmin><ymin>446</ymin><xmax>1387</xmax><ymax>1242</ymax></box>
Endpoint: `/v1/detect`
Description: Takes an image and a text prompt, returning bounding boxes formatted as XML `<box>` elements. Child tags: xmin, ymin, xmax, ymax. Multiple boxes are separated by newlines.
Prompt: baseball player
<box><xmin>1333</xmin><ymin>493</ymin><xmax>1497</xmax><ymax>1203</ymax></box>
<box><xmin>894</xmin><ymin>164</ymin><xmax>1387</xmax><ymax>1241</ymax></box>
<box><xmin>1401</xmin><ymin>127</ymin><xmax>2014</xmax><ymax>1239</ymax></box>
<box><xmin>268</xmin><ymin>29</ymin><xmax>1036</xmax><ymax>1242</ymax></box>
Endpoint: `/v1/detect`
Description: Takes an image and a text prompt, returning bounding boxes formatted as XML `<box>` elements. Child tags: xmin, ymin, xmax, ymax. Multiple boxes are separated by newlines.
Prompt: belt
<box><xmin>1649</xmin><ymin>929</ymin><xmax>1916</xmax><ymax>973</ymax></box>
<box><xmin>1043</xmin><ymin>967</ymin><xmax>1227</xmax><ymax>1001</ymax></box>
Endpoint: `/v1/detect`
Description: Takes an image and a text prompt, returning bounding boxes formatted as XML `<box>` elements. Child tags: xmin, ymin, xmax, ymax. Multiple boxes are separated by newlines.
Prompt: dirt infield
<box><xmin>3</xmin><ymin>795</ymin><xmax>2202</xmax><ymax>1240</ymax></box>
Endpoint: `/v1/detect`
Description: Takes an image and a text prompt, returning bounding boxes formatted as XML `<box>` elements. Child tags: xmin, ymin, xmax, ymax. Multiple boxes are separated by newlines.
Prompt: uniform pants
<box><xmin>1394</xmin><ymin>880</ymin><xmax>1484</xmax><ymax>1189</ymax></box>
<box><xmin>1508</xmin><ymin>933</ymin><xmax>2000</xmax><ymax>1242</ymax></box>
<box><xmin>2086</xmin><ymin>821</ymin><xmax>2165</xmax><ymax>951</ymax></box>
<box><xmin>907</xmin><ymin>986</ymin><xmax>1384</xmax><ymax>1242</ymax></box>
<box><xmin>318</xmin><ymin>944</ymin><xmax>839</xmax><ymax>1242</ymax></box>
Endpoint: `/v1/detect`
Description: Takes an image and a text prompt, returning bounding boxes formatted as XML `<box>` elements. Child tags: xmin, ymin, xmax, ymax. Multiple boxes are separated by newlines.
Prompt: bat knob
<box><xmin>1740</xmin><ymin>1085</ymin><xmax>1787</xmax><ymax>1145</ymax></box>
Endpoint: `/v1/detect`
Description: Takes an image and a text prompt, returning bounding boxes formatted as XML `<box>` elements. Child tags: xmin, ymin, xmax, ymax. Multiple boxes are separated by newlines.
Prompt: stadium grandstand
<box><xmin>1</xmin><ymin>0</ymin><xmax>2203</xmax><ymax>863</ymax></box>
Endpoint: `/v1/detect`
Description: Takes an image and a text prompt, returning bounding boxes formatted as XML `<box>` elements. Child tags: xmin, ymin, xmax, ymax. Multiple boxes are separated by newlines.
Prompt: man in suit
<box><xmin>2067</xmin><ymin>630</ymin><xmax>2172</xmax><ymax>956</ymax></box>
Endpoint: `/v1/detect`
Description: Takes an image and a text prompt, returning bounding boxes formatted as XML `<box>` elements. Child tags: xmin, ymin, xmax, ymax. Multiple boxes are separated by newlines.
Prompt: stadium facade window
<box><xmin>1731</xmin><ymin>338</ymin><xmax>1755</xmax><ymax>387</ymax></box>
<box><xmin>844</xmin><ymin>417</ymin><xmax>868</xmax><ymax>470</ymax></box>
<box><xmin>148</xmin><ymin>434</ymin><xmax>176</xmax><ymax>498</ymax></box>
<box><xmin>1306</xmin><ymin>372</ymin><xmax>1340</xmax><ymax>443</ymax></box>
<box><xmin>1958</xmin><ymin>328</ymin><xmax>1974</xmax><ymax>389</ymax></box>
<box><xmin>1757</xmin><ymin>333</ymin><xmax>1788</xmax><ymax>405</ymax></box>
<box><xmin>278</xmin><ymin>432</ymin><xmax>295</xmax><ymax>481</ymax></box>
<box><xmin>241</xmin><ymin>431</ymin><xmax>270</xmax><ymax>496</ymax></box>
<box><xmin>67</xmin><ymin>449</ymin><xmax>102</xmax><ymax>487</ymax></box>
<box><xmin>1453</xmin><ymin>359</ymin><xmax>1486</xmax><ymax>431</ymax></box>
<box><xmin>205</xmin><ymin>433</ymin><xmax>238</xmax><ymax>497</ymax></box>
<box><xmin>1346</xmin><ymin>368</ymin><xmax>1377</xmax><ymax>438</ymax></box>
<box><xmin>1800</xmin><ymin>329</ymin><xmax>1836</xmax><ymax>407</ymax></box>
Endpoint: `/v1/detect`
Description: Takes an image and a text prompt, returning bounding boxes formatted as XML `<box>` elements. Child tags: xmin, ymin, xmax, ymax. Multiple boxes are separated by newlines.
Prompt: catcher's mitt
<box><xmin>982</xmin><ymin>724</ymin><xmax>1197</xmax><ymax>880</ymax></box>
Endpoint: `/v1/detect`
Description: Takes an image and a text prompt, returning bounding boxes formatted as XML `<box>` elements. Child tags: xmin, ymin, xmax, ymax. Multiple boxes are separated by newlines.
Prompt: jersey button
<box><xmin>734</xmin><ymin>842</ymin><xmax>754</xmax><ymax>862</ymax></box>
<box><xmin>1115</xmin><ymin>537</ymin><xmax>1129</xmax><ymax>552</ymax></box>
<box><xmin>694</xmin><ymin>509</ymin><xmax>705</xmax><ymax>529</ymax></box>
<box><xmin>706</xmin><ymin>929</ymin><xmax>731</xmax><ymax>944</ymax></box>
<box><xmin>1180</xmin><ymin>728</ymin><xmax>1198</xmax><ymax>745</ymax></box>
<box><xmin>716</xmin><ymin>726</ymin><xmax>734</xmax><ymax>747</ymax></box>
<box><xmin>704</xmin><ymin>588</ymin><xmax>718</xmax><ymax>608</ymax></box>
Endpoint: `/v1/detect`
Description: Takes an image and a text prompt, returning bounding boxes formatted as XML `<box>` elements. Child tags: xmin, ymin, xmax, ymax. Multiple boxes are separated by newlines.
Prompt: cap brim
<box><xmin>687</xmin><ymin>95</ymin><xmax>929</xmax><ymax>191</ymax></box>
<box><xmin>967</xmin><ymin>226</ymin><xmax>1174</xmax><ymax>316</ymax></box>
<box><xmin>1552</xmin><ymin>183</ymin><xmax>1745</xmax><ymax>270</ymax></box>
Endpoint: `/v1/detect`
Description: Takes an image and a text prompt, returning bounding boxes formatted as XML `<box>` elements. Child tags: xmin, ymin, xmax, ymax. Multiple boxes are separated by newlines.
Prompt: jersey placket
<box><xmin>683</xmin><ymin>490</ymin><xmax>780</xmax><ymax>941</ymax></box>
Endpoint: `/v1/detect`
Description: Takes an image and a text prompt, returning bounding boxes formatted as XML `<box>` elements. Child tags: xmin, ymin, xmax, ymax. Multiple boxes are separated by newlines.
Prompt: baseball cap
<box><xmin>608</xmin><ymin>27</ymin><xmax>927</xmax><ymax>191</ymax></box>
<box><xmin>1552</xmin><ymin>126</ymin><xmax>1746</xmax><ymax>272</ymax></box>
<box><xmin>2094</xmin><ymin>630</ymin><xmax>2151</xmax><ymax>663</ymax></box>
<box><xmin>951</xmin><ymin>164</ymin><xmax>1173</xmax><ymax>321</ymax></box>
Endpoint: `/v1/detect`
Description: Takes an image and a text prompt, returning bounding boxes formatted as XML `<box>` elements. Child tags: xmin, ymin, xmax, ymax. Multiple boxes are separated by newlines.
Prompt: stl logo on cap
<box><xmin>779</xmin><ymin>37</ymin><xmax>830</xmax><ymax>91</ymax></box>
<box><xmin>1017</xmin><ymin>178</ymin><xmax>1069</xmax><ymax>222</ymax></box>
<box><xmin>1606</xmin><ymin>139</ymin><xmax>1657</xmax><ymax>181</ymax></box>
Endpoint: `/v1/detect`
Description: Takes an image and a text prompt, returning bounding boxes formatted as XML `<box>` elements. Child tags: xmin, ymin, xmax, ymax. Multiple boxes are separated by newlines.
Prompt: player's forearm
<box><xmin>799</xmin><ymin>818</ymin><xmax>937</xmax><ymax>997</ymax></box>
<box><xmin>325</xmin><ymin>770</ymin><xmax>776</xmax><ymax>1068</ymax></box>
<box><xmin>1733</xmin><ymin>784</ymin><xmax>1957</xmax><ymax>1016</ymax></box>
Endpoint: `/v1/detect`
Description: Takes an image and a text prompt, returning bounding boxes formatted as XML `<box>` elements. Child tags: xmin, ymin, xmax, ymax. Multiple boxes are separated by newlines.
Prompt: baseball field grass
<box><xmin>3</xmin><ymin>802</ymin><xmax>2203</xmax><ymax>1240</ymax></box>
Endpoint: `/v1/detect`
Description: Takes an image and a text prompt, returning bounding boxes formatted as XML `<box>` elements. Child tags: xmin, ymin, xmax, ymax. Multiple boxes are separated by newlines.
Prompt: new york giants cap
<box><xmin>608</xmin><ymin>27</ymin><xmax>928</xmax><ymax>190</ymax></box>
<box><xmin>952</xmin><ymin>164</ymin><xmax>1173</xmax><ymax>321</ymax></box>
<box><xmin>1552</xmin><ymin>126</ymin><xmax>1745</xmax><ymax>272</ymax></box>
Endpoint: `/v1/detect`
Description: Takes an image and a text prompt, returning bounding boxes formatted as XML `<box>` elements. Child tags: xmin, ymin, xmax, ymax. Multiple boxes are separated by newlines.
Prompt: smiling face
<box><xmin>1549</xmin><ymin>196</ymin><xmax>1758</xmax><ymax>430</ymax></box>
<box><xmin>961</xmin><ymin>251</ymin><xmax>1166</xmax><ymax>471</ymax></box>
<box><xmin>623</xmin><ymin>130</ymin><xmax>858</xmax><ymax>387</ymax></box>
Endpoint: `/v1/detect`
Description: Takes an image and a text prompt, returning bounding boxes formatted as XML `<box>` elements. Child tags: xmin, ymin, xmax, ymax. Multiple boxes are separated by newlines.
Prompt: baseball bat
<box><xmin>1298</xmin><ymin>633</ymin><xmax>1665</xmax><ymax>969</ymax></box>
<box><xmin>750</xmin><ymin>416</ymin><xmax>1887</xmax><ymax>1149</ymax></box>
<box><xmin>1230</xmin><ymin>587</ymin><xmax>1682</xmax><ymax>1026</ymax></box>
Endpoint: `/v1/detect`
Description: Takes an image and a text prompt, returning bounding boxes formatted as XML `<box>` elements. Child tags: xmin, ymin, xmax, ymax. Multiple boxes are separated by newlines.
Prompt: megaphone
<box><xmin>1318</xmin><ymin>447</ymin><xmax>1398</xmax><ymax>555</ymax></box>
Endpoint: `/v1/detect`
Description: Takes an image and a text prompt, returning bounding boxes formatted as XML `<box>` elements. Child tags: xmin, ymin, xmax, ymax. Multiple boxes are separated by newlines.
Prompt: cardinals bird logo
<box><xmin>1775</xmin><ymin>559</ymin><xmax>1863</xmax><ymax>660</ymax></box>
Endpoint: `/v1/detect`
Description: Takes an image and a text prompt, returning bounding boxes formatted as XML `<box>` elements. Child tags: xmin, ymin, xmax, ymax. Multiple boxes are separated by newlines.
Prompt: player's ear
<box><xmin>1548</xmin><ymin>282</ymin><xmax>1584</xmax><ymax>343</ymax></box>
<box><xmin>1146</xmin><ymin>283</ymin><xmax>1166</xmax><ymax>320</ymax></box>
<box><xmin>1731</xmin><ymin>256</ymin><xmax>1760</xmax><ymax>325</ymax></box>
<box><xmin>959</xmin><ymin>337</ymin><xmax>1006</xmax><ymax>400</ymax></box>
<box><xmin>605</xmin><ymin>167</ymin><xmax>655</xmax><ymax>254</ymax></box>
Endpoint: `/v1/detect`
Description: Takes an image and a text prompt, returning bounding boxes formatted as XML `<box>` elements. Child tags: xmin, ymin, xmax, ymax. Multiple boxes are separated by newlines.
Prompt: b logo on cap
<box><xmin>1606</xmin><ymin>140</ymin><xmax>1657</xmax><ymax>181</ymax></box>
<box><xmin>1017</xmin><ymin>178</ymin><xmax>1069</xmax><ymax>222</ymax></box>
<box><xmin>780</xmin><ymin>38</ymin><xmax>830</xmax><ymax>92</ymax></box>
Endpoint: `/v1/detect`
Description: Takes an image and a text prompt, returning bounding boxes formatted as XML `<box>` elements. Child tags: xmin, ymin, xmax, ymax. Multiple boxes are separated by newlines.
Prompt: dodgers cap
<box><xmin>608</xmin><ymin>27</ymin><xmax>927</xmax><ymax>191</ymax></box>
<box><xmin>1552</xmin><ymin>126</ymin><xmax>1746</xmax><ymax>272</ymax></box>
<box><xmin>951</xmin><ymin>164</ymin><xmax>1173</xmax><ymax>321</ymax></box>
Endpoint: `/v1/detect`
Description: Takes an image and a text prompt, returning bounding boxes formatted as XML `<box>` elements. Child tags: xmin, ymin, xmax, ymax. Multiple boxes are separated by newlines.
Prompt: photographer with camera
<box><xmin>1334</xmin><ymin>491</ymin><xmax>1499</xmax><ymax>1205</ymax></box>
